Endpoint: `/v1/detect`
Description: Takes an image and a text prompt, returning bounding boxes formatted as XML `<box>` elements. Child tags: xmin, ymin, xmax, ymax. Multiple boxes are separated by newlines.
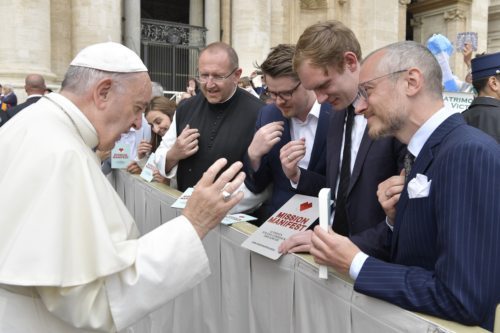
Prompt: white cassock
<box><xmin>0</xmin><ymin>93</ymin><xmax>210</xmax><ymax>332</ymax></box>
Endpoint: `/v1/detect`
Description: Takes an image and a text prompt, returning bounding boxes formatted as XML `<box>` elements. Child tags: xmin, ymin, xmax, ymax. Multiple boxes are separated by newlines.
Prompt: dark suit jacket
<box><xmin>6</xmin><ymin>96</ymin><xmax>42</xmax><ymax>122</ymax></box>
<box><xmin>244</xmin><ymin>103</ymin><xmax>331</xmax><ymax>218</ymax></box>
<box><xmin>1</xmin><ymin>92</ymin><xmax>17</xmax><ymax>108</ymax></box>
<box><xmin>328</xmin><ymin>109</ymin><xmax>405</xmax><ymax>238</ymax></box>
<box><xmin>462</xmin><ymin>96</ymin><xmax>500</xmax><ymax>143</ymax></box>
<box><xmin>0</xmin><ymin>110</ymin><xmax>8</xmax><ymax>127</ymax></box>
<box><xmin>354</xmin><ymin>114</ymin><xmax>500</xmax><ymax>331</ymax></box>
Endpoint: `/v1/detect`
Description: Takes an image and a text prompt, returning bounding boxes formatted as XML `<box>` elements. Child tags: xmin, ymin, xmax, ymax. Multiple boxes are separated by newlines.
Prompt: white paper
<box><xmin>171</xmin><ymin>187</ymin><xmax>194</xmax><ymax>209</ymax></box>
<box><xmin>318</xmin><ymin>188</ymin><xmax>331</xmax><ymax>279</ymax></box>
<box><xmin>221</xmin><ymin>213</ymin><xmax>257</xmax><ymax>225</ymax></box>
<box><xmin>139</xmin><ymin>153</ymin><xmax>156</xmax><ymax>182</ymax></box>
<box><xmin>171</xmin><ymin>188</ymin><xmax>257</xmax><ymax>225</ymax></box>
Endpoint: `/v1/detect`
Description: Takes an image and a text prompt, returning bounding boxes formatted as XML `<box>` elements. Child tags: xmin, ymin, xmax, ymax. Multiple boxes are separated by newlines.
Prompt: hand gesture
<box><xmin>183</xmin><ymin>158</ymin><xmax>246</xmax><ymax>239</ymax></box>
<box><xmin>278</xmin><ymin>230</ymin><xmax>313</xmax><ymax>254</ymax></box>
<box><xmin>126</xmin><ymin>161</ymin><xmax>142</xmax><ymax>174</ymax></box>
<box><xmin>137</xmin><ymin>140</ymin><xmax>153</xmax><ymax>160</ymax></box>
<box><xmin>462</xmin><ymin>42</ymin><xmax>473</xmax><ymax>68</ymax></box>
<box><xmin>95</xmin><ymin>149</ymin><xmax>111</xmax><ymax>161</ymax></box>
<box><xmin>280</xmin><ymin>138</ymin><xmax>306</xmax><ymax>184</ymax></box>
<box><xmin>153</xmin><ymin>169</ymin><xmax>170</xmax><ymax>185</ymax></box>
<box><xmin>376</xmin><ymin>169</ymin><xmax>405</xmax><ymax>225</ymax></box>
<box><xmin>310</xmin><ymin>226</ymin><xmax>360</xmax><ymax>275</ymax></box>
<box><xmin>169</xmin><ymin>125</ymin><xmax>200</xmax><ymax>162</ymax></box>
<box><xmin>247</xmin><ymin>121</ymin><xmax>284</xmax><ymax>170</ymax></box>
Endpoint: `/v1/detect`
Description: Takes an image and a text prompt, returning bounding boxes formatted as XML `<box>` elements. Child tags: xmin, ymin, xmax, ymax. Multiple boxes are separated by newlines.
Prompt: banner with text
<box><xmin>443</xmin><ymin>91</ymin><xmax>474</xmax><ymax>113</ymax></box>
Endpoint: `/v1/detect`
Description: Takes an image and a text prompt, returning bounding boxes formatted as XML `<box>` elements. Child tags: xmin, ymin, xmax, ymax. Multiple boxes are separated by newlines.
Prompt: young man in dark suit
<box><xmin>244</xmin><ymin>44</ymin><xmax>331</xmax><ymax>222</ymax></box>
<box><xmin>310</xmin><ymin>41</ymin><xmax>500</xmax><ymax>331</ymax></box>
<box><xmin>279</xmin><ymin>21</ymin><xmax>404</xmax><ymax>254</ymax></box>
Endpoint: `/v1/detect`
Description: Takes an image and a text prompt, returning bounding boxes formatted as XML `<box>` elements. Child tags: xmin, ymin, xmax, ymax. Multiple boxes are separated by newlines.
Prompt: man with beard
<box><xmin>309</xmin><ymin>41</ymin><xmax>500</xmax><ymax>331</ymax></box>
<box><xmin>155</xmin><ymin>42</ymin><xmax>263</xmax><ymax>191</ymax></box>
<box><xmin>243</xmin><ymin>44</ymin><xmax>331</xmax><ymax>222</ymax></box>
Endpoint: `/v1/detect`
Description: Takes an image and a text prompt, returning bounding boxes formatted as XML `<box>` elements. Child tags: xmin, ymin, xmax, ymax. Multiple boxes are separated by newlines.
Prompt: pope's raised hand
<box><xmin>183</xmin><ymin>158</ymin><xmax>246</xmax><ymax>239</ymax></box>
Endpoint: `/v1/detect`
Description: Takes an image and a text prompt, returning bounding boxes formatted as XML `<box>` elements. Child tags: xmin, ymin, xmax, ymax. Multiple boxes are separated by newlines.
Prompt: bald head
<box><xmin>25</xmin><ymin>74</ymin><xmax>46</xmax><ymax>95</ymax></box>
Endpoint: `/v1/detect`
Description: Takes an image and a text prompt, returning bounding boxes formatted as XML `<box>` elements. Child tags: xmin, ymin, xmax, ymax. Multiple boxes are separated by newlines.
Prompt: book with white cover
<box><xmin>241</xmin><ymin>194</ymin><xmax>319</xmax><ymax>260</ymax></box>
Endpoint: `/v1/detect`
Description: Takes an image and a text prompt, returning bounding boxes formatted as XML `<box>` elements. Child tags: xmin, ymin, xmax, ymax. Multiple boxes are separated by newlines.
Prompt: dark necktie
<box><xmin>404</xmin><ymin>152</ymin><xmax>415</xmax><ymax>183</ymax></box>
<box><xmin>333</xmin><ymin>106</ymin><xmax>355</xmax><ymax>236</ymax></box>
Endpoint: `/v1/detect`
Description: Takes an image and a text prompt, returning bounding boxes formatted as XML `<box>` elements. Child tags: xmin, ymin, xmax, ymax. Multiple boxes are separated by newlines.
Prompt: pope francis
<box><xmin>0</xmin><ymin>42</ymin><xmax>245</xmax><ymax>332</ymax></box>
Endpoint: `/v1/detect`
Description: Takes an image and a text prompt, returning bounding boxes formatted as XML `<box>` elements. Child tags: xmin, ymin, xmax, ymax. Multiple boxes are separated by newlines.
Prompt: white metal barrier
<box><xmin>110</xmin><ymin>170</ymin><xmax>489</xmax><ymax>333</ymax></box>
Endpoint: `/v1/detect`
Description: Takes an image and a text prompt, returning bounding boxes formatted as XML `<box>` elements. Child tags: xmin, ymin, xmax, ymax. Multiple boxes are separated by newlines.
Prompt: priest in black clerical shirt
<box><xmin>155</xmin><ymin>42</ymin><xmax>264</xmax><ymax>191</ymax></box>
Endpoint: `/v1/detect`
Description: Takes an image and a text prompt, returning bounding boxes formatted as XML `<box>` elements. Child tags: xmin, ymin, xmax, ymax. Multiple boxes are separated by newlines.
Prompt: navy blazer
<box><xmin>0</xmin><ymin>110</ymin><xmax>8</xmax><ymax>127</ymax></box>
<box><xmin>328</xmin><ymin>109</ymin><xmax>405</xmax><ymax>238</ymax></box>
<box><xmin>244</xmin><ymin>103</ymin><xmax>331</xmax><ymax>217</ymax></box>
<box><xmin>1</xmin><ymin>93</ymin><xmax>17</xmax><ymax>108</ymax></box>
<box><xmin>355</xmin><ymin>114</ymin><xmax>500</xmax><ymax>331</ymax></box>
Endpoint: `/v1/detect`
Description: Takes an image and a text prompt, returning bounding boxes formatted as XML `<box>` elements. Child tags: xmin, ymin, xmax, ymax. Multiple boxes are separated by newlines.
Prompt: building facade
<box><xmin>2</xmin><ymin>0</ymin><xmax>498</xmax><ymax>100</ymax></box>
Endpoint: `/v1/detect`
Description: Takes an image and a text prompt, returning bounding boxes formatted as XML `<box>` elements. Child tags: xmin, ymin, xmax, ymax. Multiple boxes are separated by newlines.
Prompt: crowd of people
<box><xmin>0</xmin><ymin>19</ymin><xmax>498</xmax><ymax>333</ymax></box>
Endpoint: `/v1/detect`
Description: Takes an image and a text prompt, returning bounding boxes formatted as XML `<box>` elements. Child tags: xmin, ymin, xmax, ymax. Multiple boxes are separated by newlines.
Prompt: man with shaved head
<box><xmin>1</xmin><ymin>74</ymin><xmax>47</xmax><ymax>126</ymax></box>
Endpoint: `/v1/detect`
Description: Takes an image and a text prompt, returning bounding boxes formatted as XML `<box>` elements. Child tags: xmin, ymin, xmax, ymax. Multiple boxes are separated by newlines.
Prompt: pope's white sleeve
<box><xmin>37</xmin><ymin>216</ymin><xmax>210</xmax><ymax>332</ymax></box>
<box><xmin>106</xmin><ymin>215</ymin><xmax>210</xmax><ymax>331</ymax></box>
<box><xmin>36</xmin><ymin>280</ymin><xmax>117</xmax><ymax>332</ymax></box>
<box><xmin>154</xmin><ymin>114</ymin><xmax>178</xmax><ymax>178</ymax></box>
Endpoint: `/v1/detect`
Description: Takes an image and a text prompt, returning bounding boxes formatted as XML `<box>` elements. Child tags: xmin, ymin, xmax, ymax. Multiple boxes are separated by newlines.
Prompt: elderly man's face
<box><xmin>98</xmin><ymin>72</ymin><xmax>152</xmax><ymax>150</ymax></box>
<box><xmin>296</xmin><ymin>59</ymin><xmax>358</xmax><ymax>111</ymax></box>
<box><xmin>197</xmin><ymin>50</ymin><xmax>241</xmax><ymax>104</ymax></box>
<box><xmin>355</xmin><ymin>51</ymin><xmax>407</xmax><ymax>139</ymax></box>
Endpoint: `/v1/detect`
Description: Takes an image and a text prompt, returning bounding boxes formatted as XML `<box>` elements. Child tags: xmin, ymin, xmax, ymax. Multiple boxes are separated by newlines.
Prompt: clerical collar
<box><xmin>216</xmin><ymin>86</ymin><xmax>238</xmax><ymax>104</ymax></box>
<box><xmin>208</xmin><ymin>87</ymin><xmax>240</xmax><ymax>112</ymax></box>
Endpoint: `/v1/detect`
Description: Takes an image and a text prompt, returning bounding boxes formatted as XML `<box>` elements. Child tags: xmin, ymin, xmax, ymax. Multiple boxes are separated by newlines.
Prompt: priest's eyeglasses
<box><xmin>196</xmin><ymin>67</ymin><xmax>238</xmax><ymax>83</ymax></box>
<box><xmin>357</xmin><ymin>69</ymin><xmax>408</xmax><ymax>101</ymax></box>
<box><xmin>265</xmin><ymin>81</ymin><xmax>301</xmax><ymax>101</ymax></box>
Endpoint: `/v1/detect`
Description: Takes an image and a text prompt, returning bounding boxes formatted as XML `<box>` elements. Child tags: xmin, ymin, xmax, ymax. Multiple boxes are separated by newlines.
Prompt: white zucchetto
<box><xmin>70</xmin><ymin>42</ymin><xmax>148</xmax><ymax>73</ymax></box>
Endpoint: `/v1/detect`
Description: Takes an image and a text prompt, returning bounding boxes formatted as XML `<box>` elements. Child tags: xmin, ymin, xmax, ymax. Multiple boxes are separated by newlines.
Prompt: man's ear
<box><xmin>405</xmin><ymin>67</ymin><xmax>423</xmax><ymax>97</ymax></box>
<box><xmin>93</xmin><ymin>78</ymin><xmax>113</xmax><ymax>109</ymax></box>
<box><xmin>344</xmin><ymin>52</ymin><xmax>359</xmax><ymax>72</ymax></box>
<box><xmin>233</xmin><ymin>68</ymin><xmax>243</xmax><ymax>84</ymax></box>
<box><xmin>488</xmin><ymin>76</ymin><xmax>500</xmax><ymax>92</ymax></box>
